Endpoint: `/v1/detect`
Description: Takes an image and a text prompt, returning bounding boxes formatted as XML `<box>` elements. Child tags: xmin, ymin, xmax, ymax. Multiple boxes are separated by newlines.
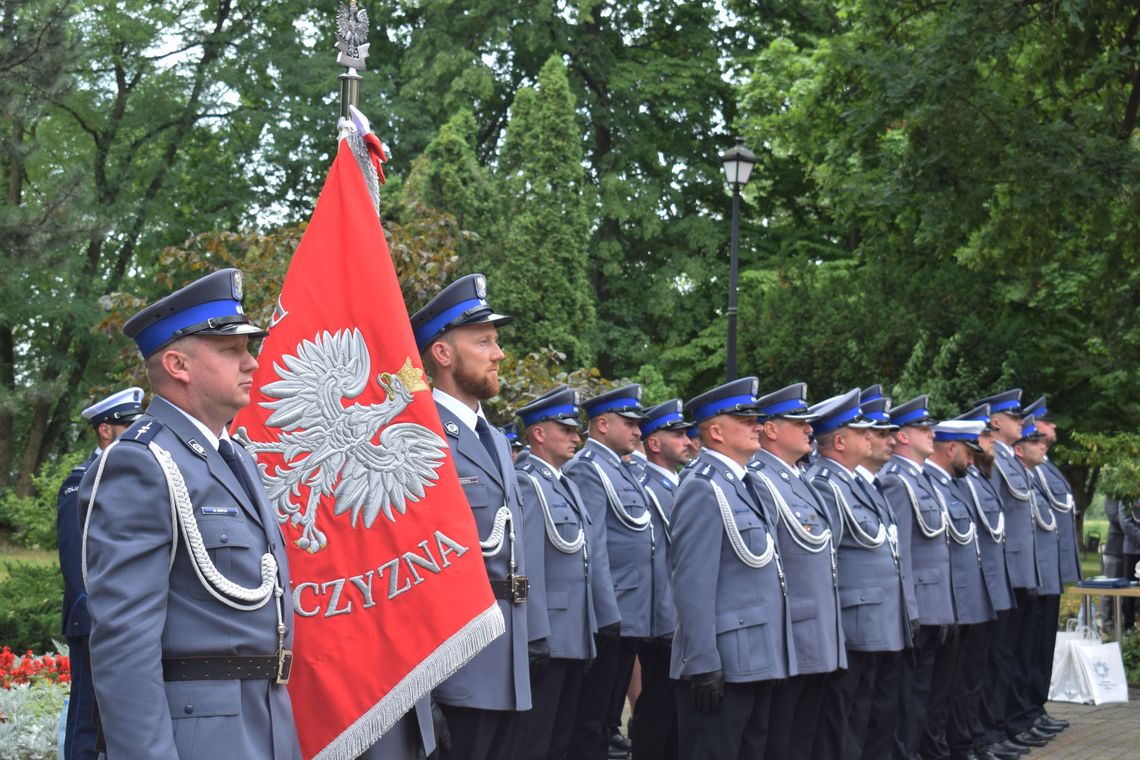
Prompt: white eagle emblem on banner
<box><xmin>238</xmin><ymin>328</ymin><xmax>446</xmax><ymax>553</ymax></box>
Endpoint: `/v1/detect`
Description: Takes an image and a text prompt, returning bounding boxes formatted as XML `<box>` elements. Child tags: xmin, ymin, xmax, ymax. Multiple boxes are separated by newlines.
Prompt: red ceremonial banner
<box><xmin>232</xmin><ymin>132</ymin><xmax>502</xmax><ymax>759</ymax></box>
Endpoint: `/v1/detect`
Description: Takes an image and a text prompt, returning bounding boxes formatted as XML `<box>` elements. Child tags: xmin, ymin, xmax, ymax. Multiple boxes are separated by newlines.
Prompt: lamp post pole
<box><xmin>720</xmin><ymin>137</ymin><xmax>756</xmax><ymax>382</ymax></box>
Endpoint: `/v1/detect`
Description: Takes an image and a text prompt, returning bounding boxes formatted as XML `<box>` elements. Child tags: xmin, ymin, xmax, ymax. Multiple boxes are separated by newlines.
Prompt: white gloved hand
<box><xmin>1134</xmin><ymin>559</ymin><xmax>1140</xmax><ymax>580</ymax></box>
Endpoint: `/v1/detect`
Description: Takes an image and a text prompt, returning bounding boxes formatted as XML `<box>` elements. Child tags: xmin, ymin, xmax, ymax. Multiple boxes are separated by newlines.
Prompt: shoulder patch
<box><xmin>519</xmin><ymin>462</ymin><xmax>534</xmax><ymax>473</ymax></box>
<box><xmin>695</xmin><ymin>463</ymin><xmax>714</xmax><ymax>480</ymax></box>
<box><xmin>581</xmin><ymin>449</ymin><xmax>595</xmax><ymax>461</ymax></box>
<box><xmin>120</xmin><ymin>417</ymin><xmax>163</xmax><ymax>446</ymax></box>
<box><xmin>443</xmin><ymin>420</ymin><xmax>460</xmax><ymax>437</ymax></box>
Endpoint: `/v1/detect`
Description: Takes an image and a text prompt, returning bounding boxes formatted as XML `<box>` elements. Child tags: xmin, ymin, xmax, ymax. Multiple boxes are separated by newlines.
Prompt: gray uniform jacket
<box><xmin>1116</xmin><ymin>498</ymin><xmax>1140</xmax><ymax>555</ymax></box>
<box><xmin>1029</xmin><ymin>474</ymin><xmax>1062</xmax><ymax>596</ymax></box>
<box><xmin>925</xmin><ymin>463</ymin><xmax>994</xmax><ymax>625</ymax></box>
<box><xmin>878</xmin><ymin>455</ymin><xmax>956</xmax><ymax>626</ymax></box>
<box><xmin>58</xmin><ymin>451</ymin><xmax>98</xmax><ymax>639</ymax></box>
<box><xmin>640</xmin><ymin>464</ymin><xmax>679</xmax><ymax>638</ymax></box>
<box><xmin>516</xmin><ymin>457</ymin><xmax>599</xmax><ymax>660</ymax></box>
<box><xmin>990</xmin><ymin>443</ymin><xmax>1038</xmax><ymax>589</ymax></box>
<box><xmin>565</xmin><ymin>439</ymin><xmax>664</xmax><ymax>637</ymax></box>
<box><xmin>1104</xmin><ymin>497</ymin><xmax>1126</xmax><ymax>557</ymax></box>
<box><xmin>955</xmin><ymin>467</ymin><xmax>1015</xmax><ymax>613</ymax></box>
<box><xmin>750</xmin><ymin>450</ymin><xmax>845</xmax><ymax>674</ymax></box>
<box><xmin>1035</xmin><ymin>460</ymin><xmax>1082</xmax><ymax>584</ymax></box>
<box><xmin>668</xmin><ymin>451</ymin><xmax>796</xmax><ymax>683</ymax></box>
<box><xmin>811</xmin><ymin>458</ymin><xmax>909</xmax><ymax>652</ymax></box>
<box><xmin>78</xmin><ymin>397</ymin><xmax>300</xmax><ymax>760</ymax></box>
<box><xmin>433</xmin><ymin>403</ymin><xmax>532</xmax><ymax>711</ymax></box>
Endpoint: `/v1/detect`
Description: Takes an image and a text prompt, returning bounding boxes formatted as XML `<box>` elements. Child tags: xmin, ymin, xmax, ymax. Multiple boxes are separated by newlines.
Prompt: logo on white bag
<box><xmin>1094</xmin><ymin>660</ymin><xmax>1111</xmax><ymax>680</ymax></box>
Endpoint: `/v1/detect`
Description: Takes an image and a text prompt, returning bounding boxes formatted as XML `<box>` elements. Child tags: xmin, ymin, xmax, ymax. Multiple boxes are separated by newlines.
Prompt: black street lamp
<box><xmin>720</xmin><ymin>137</ymin><xmax>757</xmax><ymax>382</ymax></box>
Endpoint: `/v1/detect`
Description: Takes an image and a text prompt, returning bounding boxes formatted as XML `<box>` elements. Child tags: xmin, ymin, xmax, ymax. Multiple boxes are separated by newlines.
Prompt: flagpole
<box><xmin>335</xmin><ymin>0</ymin><xmax>370</xmax><ymax>117</ymax></box>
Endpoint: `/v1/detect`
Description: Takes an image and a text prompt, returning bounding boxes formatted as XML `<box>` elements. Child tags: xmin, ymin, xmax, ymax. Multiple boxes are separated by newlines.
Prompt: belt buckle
<box><xmin>276</xmin><ymin>649</ymin><xmax>294</xmax><ymax>685</ymax></box>
<box><xmin>511</xmin><ymin>574</ymin><xmax>529</xmax><ymax>604</ymax></box>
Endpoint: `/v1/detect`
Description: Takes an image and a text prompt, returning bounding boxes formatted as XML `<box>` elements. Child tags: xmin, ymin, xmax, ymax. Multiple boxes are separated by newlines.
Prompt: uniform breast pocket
<box><xmin>792</xmin><ymin>504</ymin><xmax>825</xmax><ymax>536</ymax></box>
<box><xmin>618</xmin><ymin>485</ymin><xmax>646</xmax><ymax>515</ymax></box>
<box><xmin>919</xmin><ymin>501</ymin><xmax>942</xmax><ymax>528</ymax></box>
<box><xmin>551</xmin><ymin>508</ymin><xmax>580</xmax><ymax>541</ymax></box>
<box><xmin>185</xmin><ymin>514</ymin><xmax>257</xmax><ymax>600</ymax></box>
<box><xmin>734</xmin><ymin>512</ymin><xmax>770</xmax><ymax>554</ymax></box>
<box><xmin>715</xmin><ymin>603</ymin><xmax>772</xmax><ymax>674</ymax></box>
<box><xmin>461</xmin><ymin>481</ymin><xmax>491</xmax><ymax>509</ymax></box>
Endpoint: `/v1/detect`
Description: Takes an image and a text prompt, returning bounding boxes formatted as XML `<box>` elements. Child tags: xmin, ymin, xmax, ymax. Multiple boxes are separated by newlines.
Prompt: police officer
<box><xmin>410</xmin><ymin>273</ymin><xmax>535</xmax><ymax>760</ymax></box>
<box><xmin>950</xmin><ymin>407</ymin><xmax>1019</xmax><ymax>760</ymax></box>
<box><xmin>78</xmin><ymin>269</ymin><xmax>299</xmax><ymax>759</ymax></box>
<box><xmin>750</xmin><ymin>383</ymin><xmax>845</xmax><ymax>760</ymax></box>
<box><xmin>926</xmin><ymin>420</ymin><xmax>996</xmax><ymax>760</ymax></box>
<box><xmin>565</xmin><ymin>384</ymin><xmax>656</xmax><ymax>760</ymax></box>
<box><xmin>511</xmin><ymin>386</ymin><xmax>600</xmax><ymax>760</ymax></box>
<box><xmin>501</xmin><ymin>422</ymin><xmax>526</xmax><ymax>462</ymax></box>
<box><xmin>632</xmin><ymin>400</ymin><xmax>690</xmax><ymax>760</ymax></box>
<box><xmin>670</xmin><ymin>377</ymin><xmax>795</xmax><ymax>759</ymax></box>
<box><xmin>810</xmin><ymin>389</ymin><xmax>910</xmax><ymax>760</ymax></box>
<box><xmin>1003</xmin><ymin>417</ymin><xmax>1063</xmax><ymax>746</ymax></box>
<box><xmin>57</xmin><ymin>387</ymin><xmax>144</xmax><ymax>759</ymax></box>
<box><xmin>876</xmin><ymin>395</ymin><xmax>955</xmax><ymax>760</ymax></box>
<box><xmin>973</xmin><ymin>389</ymin><xmax>1048</xmax><ymax>753</ymax></box>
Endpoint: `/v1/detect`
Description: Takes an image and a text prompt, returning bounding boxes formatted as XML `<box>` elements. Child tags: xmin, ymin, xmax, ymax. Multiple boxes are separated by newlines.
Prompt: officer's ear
<box><xmin>426</xmin><ymin>337</ymin><xmax>454</xmax><ymax>370</ymax></box>
<box><xmin>529</xmin><ymin>424</ymin><xmax>546</xmax><ymax>446</ymax></box>
<box><xmin>645</xmin><ymin>433</ymin><xmax>663</xmax><ymax>455</ymax></box>
<box><xmin>761</xmin><ymin>419</ymin><xmax>779</xmax><ymax>442</ymax></box>
<box><xmin>159</xmin><ymin>343</ymin><xmax>194</xmax><ymax>386</ymax></box>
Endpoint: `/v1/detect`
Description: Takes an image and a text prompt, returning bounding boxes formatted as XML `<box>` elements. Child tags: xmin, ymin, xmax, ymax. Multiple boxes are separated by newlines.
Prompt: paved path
<box><xmin>1035</xmin><ymin>690</ymin><xmax>1140</xmax><ymax>759</ymax></box>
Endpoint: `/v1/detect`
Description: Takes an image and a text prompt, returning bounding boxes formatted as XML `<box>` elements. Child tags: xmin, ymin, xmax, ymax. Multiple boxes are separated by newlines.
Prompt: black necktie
<box><xmin>219</xmin><ymin>439</ymin><xmax>256</xmax><ymax>503</ymax></box>
<box><xmin>475</xmin><ymin>416</ymin><xmax>499</xmax><ymax>464</ymax></box>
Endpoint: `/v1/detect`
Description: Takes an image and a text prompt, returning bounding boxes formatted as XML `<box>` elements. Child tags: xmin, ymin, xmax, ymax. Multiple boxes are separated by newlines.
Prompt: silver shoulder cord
<box><xmin>898</xmin><ymin>475</ymin><xmax>947</xmax><ymax>539</ymax></box>
<box><xmin>591</xmin><ymin>460</ymin><xmax>650</xmax><ymax>531</ymax></box>
<box><xmin>965</xmin><ymin>477</ymin><xmax>1006</xmax><ymax>542</ymax></box>
<box><xmin>643</xmin><ymin>485</ymin><xmax>672</xmax><ymax>541</ymax></box>
<box><xmin>480</xmin><ymin>505</ymin><xmax>515</xmax><ymax>558</ymax></box>
<box><xmin>1028</xmin><ymin>489</ymin><xmax>1057</xmax><ymax>532</ymax></box>
<box><xmin>753</xmin><ymin>471</ymin><xmax>832</xmax><ymax>553</ymax></box>
<box><xmin>1034</xmin><ymin>468</ymin><xmax>1074</xmax><ymax>512</ymax></box>
<box><xmin>825</xmin><ymin>477</ymin><xmax>888</xmax><ymax>549</ymax></box>
<box><xmin>995</xmin><ymin>458</ymin><xmax>1032</xmax><ymax>501</ymax></box>
<box><xmin>82</xmin><ymin>440</ymin><xmax>281</xmax><ymax>614</ymax></box>
<box><xmin>709</xmin><ymin>480</ymin><xmax>778</xmax><ymax>573</ymax></box>
<box><xmin>929</xmin><ymin>480</ymin><xmax>976</xmax><ymax>546</ymax></box>
<box><xmin>524</xmin><ymin>473</ymin><xmax>586</xmax><ymax>554</ymax></box>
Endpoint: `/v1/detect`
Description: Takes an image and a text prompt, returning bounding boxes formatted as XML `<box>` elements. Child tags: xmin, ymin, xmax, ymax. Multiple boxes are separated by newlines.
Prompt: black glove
<box><xmin>528</xmin><ymin>637</ymin><xmax>551</xmax><ymax>678</ymax></box>
<box><xmin>430</xmin><ymin>698</ymin><xmax>451</xmax><ymax>754</ymax></box>
<box><xmin>655</xmin><ymin>633</ymin><xmax>674</xmax><ymax>659</ymax></box>
<box><xmin>690</xmin><ymin>670</ymin><xmax>724</xmax><ymax>714</ymax></box>
<box><xmin>595</xmin><ymin>622</ymin><xmax>621</xmax><ymax>653</ymax></box>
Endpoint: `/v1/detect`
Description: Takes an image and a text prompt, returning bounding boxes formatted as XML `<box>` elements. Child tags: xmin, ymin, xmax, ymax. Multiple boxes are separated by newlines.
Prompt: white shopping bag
<box><xmin>1048</xmin><ymin>624</ymin><xmax>1100</xmax><ymax>704</ymax></box>
<box><xmin>1073</xmin><ymin>641</ymin><xmax>1130</xmax><ymax>705</ymax></box>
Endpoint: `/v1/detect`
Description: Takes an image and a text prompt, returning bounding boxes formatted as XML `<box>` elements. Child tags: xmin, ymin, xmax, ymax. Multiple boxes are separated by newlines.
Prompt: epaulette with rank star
<box><xmin>581</xmin><ymin>448</ymin><xmax>595</xmax><ymax>461</ymax></box>
<box><xmin>694</xmin><ymin>463</ymin><xmax>715</xmax><ymax>480</ymax></box>
<box><xmin>119</xmin><ymin>416</ymin><xmax>163</xmax><ymax>446</ymax></box>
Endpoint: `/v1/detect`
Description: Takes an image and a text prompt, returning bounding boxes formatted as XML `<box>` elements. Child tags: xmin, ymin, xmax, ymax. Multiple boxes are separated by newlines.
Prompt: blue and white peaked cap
<box><xmin>81</xmin><ymin>387</ymin><xmax>145</xmax><ymax>427</ymax></box>
<box><xmin>889</xmin><ymin>394</ymin><xmax>937</xmax><ymax>428</ymax></box>
<box><xmin>640</xmin><ymin>399</ymin><xmax>693</xmax><ymax>437</ymax></box>
<box><xmin>516</xmin><ymin>385</ymin><xmax>583</xmax><ymax>429</ymax></box>
<box><xmin>954</xmin><ymin>403</ymin><xmax>995</xmax><ymax>430</ymax></box>
<box><xmin>124</xmin><ymin>269</ymin><xmax>267</xmax><ymax>358</ymax></box>
<box><xmin>757</xmin><ymin>382</ymin><xmax>817</xmax><ymax>421</ymax></box>
<box><xmin>973</xmin><ymin>388</ymin><xmax>1022</xmax><ymax>417</ymax></box>
<box><xmin>410</xmin><ymin>273</ymin><xmax>512</xmax><ymax>353</ymax></box>
<box><xmin>934</xmin><ymin>419</ymin><xmax>986</xmax><ymax>444</ymax></box>
<box><xmin>685</xmin><ymin>377</ymin><xmax>763</xmax><ymax>424</ymax></box>
<box><xmin>810</xmin><ymin>388</ymin><xmax>874</xmax><ymax>435</ymax></box>
<box><xmin>584</xmin><ymin>384</ymin><xmax>646</xmax><ymax>420</ymax></box>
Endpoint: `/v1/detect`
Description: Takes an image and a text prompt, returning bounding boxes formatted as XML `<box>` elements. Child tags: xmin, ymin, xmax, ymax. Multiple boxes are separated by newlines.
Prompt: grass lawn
<box><xmin>0</xmin><ymin>541</ymin><xmax>58</xmax><ymax>582</ymax></box>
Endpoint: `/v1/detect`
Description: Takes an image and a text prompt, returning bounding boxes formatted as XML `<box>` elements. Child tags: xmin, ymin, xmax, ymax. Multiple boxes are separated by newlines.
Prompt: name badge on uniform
<box><xmin>201</xmin><ymin>507</ymin><xmax>238</xmax><ymax>516</ymax></box>
<box><xmin>458</xmin><ymin>475</ymin><xmax>479</xmax><ymax>485</ymax></box>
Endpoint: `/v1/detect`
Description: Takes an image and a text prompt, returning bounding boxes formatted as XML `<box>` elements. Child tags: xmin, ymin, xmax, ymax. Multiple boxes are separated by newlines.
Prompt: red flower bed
<box><xmin>0</xmin><ymin>645</ymin><xmax>70</xmax><ymax>688</ymax></box>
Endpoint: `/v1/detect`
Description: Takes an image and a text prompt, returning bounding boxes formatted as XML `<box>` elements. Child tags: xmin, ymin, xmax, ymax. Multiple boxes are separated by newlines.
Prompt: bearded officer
<box><xmin>877</xmin><ymin>395</ymin><xmax>956</xmax><ymax>760</ymax></box>
<box><xmin>510</xmin><ymin>386</ymin><xmax>599</xmax><ymax>760</ymax></box>
<box><xmin>670</xmin><ymin>377</ymin><xmax>795</xmax><ymax>759</ymax></box>
<box><xmin>57</xmin><ymin>387</ymin><xmax>144</xmax><ymax>760</ymax></box>
<box><xmin>925</xmin><ymin>420</ymin><xmax>996</xmax><ymax>760</ymax></box>
<box><xmin>749</xmin><ymin>383</ymin><xmax>845</xmax><ymax>760</ymax></box>
<box><xmin>78</xmin><ymin>269</ymin><xmax>299</xmax><ymax>759</ymax></box>
<box><xmin>1023</xmin><ymin>397</ymin><xmax>1081</xmax><ymax>594</ymax></box>
<box><xmin>410</xmin><ymin>273</ymin><xmax>535</xmax><ymax>760</ymax></box>
<box><xmin>810</xmin><ymin>389</ymin><xmax>910</xmax><ymax>760</ymax></box>
<box><xmin>632</xmin><ymin>400</ymin><xmax>691</xmax><ymax>760</ymax></box>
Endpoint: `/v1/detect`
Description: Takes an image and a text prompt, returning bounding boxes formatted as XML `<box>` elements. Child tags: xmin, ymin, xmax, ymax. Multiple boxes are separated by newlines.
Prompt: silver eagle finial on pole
<box><xmin>335</xmin><ymin>1</ymin><xmax>370</xmax><ymax>118</ymax></box>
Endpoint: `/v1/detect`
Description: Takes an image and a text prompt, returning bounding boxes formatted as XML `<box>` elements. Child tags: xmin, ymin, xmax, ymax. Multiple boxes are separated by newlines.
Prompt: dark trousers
<box><xmin>864</xmin><ymin>651</ymin><xmax>903</xmax><ymax>760</ymax></box>
<box><xmin>1124</xmin><ymin>553</ymin><xmax>1140</xmax><ymax>630</ymax></box>
<box><xmin>64</xmin><ymin>636</ymin><xmax>99</xmax><ymax>760</ymax></box>
<box><xmin>1027</xmin><ymin>594</ymin><xmax>1060</xmax><ymax>719</ymax></box>
<box><xmin>1006</xmin><ymin>591</ymin><xmax>1048</xmax><ymax>736</ymax></box>
<box><xmin>674</xmin><ymin>679</ymin><xmax>773</xmax><ymax>760</ymax></box>
<box><xmin>894</xmin><ymin>624</ymin><xmax>942</xmax><ymax>760</ymax></box>
<box><xmin>630</xmin><ymin>639</ymin><xmax>678</xmax><ymax>760</ymax></box>
<box><xmin>919</xmin><ymin>624</ymin><xmax>960</xmax><ymax>760</ymax></box>
<box><xmin>767</xmin><ymin>672</ymin><xmax>828</xmax><ymax>759</ymax></box>
<box><xmin>982</xmin><ymin>602</ymin><xmax>1023</xmax><ymax>744</ymax></box>
<box><xmin>512</xmin><ymin>658</ymin><xmax>586</xmax><ymax>760</ymax></box>
<box><xmin>946</xmin><ymin>622</ymin><xmax>993</xmax><ymax>759</ymax></box>
<box><xmin>822</xmin><ymin>650</ymin><xmax>903</xmax><ymax>760</ymax></box>
<box><xmin>438</xmin><ymin>704</ymin><xmax>518</xmax><ymax>760</ymax></box>
<box><xmin>569</xmin><ymin>637</ymin><xmax>636</xmax><ymax>760</ymax></box>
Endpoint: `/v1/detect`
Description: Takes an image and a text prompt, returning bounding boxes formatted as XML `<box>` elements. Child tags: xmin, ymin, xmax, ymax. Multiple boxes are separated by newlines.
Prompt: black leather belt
<box><xmin>490</xmin><ymin>575</ymin><xmax>529</xmax><ymax>603</ymax></box>
<box><xmin>162</xmin><ymin>652</ymin><xmax>293</xmax><ymax>684</ymax></box>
